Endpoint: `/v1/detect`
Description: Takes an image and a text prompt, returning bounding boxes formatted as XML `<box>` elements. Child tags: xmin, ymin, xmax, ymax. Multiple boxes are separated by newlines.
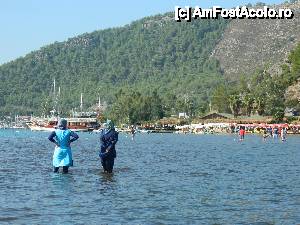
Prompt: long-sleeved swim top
<box><xmin>99</xmin><ymin>128</ymin><xmax>118</xmax><ymax>159</ymax></box>
<box><xmin>48</xmin><ymin>130</ymin><xmax>79</xmax><ymax>147</ymax></box>
<box><xmin>48</xmin><ymin>129</ymin><xmax>79</xmax><ymax>167</ymax></box>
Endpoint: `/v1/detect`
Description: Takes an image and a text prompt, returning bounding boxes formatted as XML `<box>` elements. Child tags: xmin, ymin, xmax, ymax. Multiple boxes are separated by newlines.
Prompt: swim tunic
<box><xmin>52</xmin><ymin>129</ymin><xmax>73</xmax><ymax>167</ymax></box>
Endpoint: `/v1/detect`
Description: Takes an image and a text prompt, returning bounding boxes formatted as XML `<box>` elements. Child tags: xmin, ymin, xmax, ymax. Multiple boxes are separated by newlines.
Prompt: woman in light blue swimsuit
<box><xmin>48</xmin><ymin>119</ymin><xmax>79</xmax><ymax>173</ymax></box>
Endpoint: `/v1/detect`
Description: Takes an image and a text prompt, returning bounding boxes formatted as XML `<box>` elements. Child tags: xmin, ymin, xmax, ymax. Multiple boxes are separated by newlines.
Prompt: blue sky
<box><xmin>0</xmin><ymin>0</ymin><xmax>285</xmax><ymax>65</ymax></box>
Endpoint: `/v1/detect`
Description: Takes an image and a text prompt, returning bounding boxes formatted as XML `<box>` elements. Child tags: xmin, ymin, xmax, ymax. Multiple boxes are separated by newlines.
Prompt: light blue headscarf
<box><xmin>103</xmin><ymin>119</ymin><xmax>114</xmax><ymax>133</ymax></box>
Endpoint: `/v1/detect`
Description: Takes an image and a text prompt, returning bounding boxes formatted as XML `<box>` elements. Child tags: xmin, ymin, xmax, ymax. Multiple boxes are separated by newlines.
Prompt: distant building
<box><xmin>199</xmin><ymin>111</ymin><xmax>272</xmax><ymax>123</ymax></box>
<box><xmin>178</xmin><ymin>112</ymin><xmax>189</xmax><ymax>119</ymax></box>
<box><xmin>200</xmin><ymin>112</ymin><xmax>233</xmax><ymax>120</ymax></box>
<box><xmin>285</xmin><ymin>108</ymin><xmax>299</xmax><ymax>117</ymax></box>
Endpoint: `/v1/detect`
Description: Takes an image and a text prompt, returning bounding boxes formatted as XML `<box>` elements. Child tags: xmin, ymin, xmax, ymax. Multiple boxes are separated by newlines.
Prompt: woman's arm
<box><xmin>48</xmin><ymin>131</ymin><xmax>59</xmax><ymax>146</ymax></box>
<box><xmin>105</xmin><ymin>132</ymin><xmax>118</xmax><ymax>152</ymax></box>
<box><xmin>70</xmin><ymin>131</ymin><xmax>79</xmax><ymax>143</ymax></box>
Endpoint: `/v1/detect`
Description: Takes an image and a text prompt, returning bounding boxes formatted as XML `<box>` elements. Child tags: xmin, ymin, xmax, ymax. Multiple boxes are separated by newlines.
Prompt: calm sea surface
<box><xmin>0</xmin><ymin>129</ymin><xmax>299</xmax><ymax>225</ymax></box>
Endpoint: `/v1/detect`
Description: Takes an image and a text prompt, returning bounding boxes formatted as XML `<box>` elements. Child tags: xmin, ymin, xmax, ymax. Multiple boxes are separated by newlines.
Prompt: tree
<box><xmin>150</xmin><ymin>90</ymin><xmax>164</xmax><ymax>120</ymax></box>
<box><xmin>253</xmin><ymin>96</ymin><xmax>265</xmax><ymax>116</ymax></box>
<box><xmin>272</xmin><ymin>106</ymin><xmax>285</xmax><ymax>122</ymax></box>
<box><xmin>228</xmin><ymin>94</ymin><xmax>242</xmax><ymax>118</ymax></box>
<box><xmin>211</xmin><ymin>85</ymin><xmax>230</xmax><ymax>113</ymax></box>
<box><xmin>243</xmin><ymin>94</ymin><xmax>254</xmax><ymax>116</ymax></box>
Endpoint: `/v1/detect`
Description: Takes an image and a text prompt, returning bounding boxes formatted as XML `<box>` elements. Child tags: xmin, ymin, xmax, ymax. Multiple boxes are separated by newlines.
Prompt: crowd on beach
<box><xmin>175</xmin><ymin>122</ymin><xmax>299</xmax><ymax>137</ymax></box>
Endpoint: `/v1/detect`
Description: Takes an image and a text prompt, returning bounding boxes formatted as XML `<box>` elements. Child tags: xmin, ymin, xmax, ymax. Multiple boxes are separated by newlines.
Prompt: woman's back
<box><xmin>55</xmin><ymin>129</ymin><xmax>72</xmax><ymax>148</ymax></box>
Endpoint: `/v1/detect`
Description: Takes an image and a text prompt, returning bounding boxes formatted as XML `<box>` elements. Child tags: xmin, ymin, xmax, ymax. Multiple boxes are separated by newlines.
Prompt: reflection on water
<box><xmin>0</xmin><ymin>130</ymin><xmax>299</xmax><ymax>224</ymax></box>
<box><xmin>51</xmin><ymin>173</ymin><xmax>76</xmax><ymax>191</ymax></box>
<box><xmin>98</xmin><ymin>171</ymin><xmax>115</xmax><ymax>183</ymax></box>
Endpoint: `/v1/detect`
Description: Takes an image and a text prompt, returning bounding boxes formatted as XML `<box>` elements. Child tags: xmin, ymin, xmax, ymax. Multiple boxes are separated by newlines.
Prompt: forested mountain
<box><xmin>1</xmin><ymin>1</ymin><xmax>300</xmax><ymax>123</ymax></box>
<box><xmin>0</xmin><ymin>13</ymin><xmax>227</xmax><ymax>118</ymax></box>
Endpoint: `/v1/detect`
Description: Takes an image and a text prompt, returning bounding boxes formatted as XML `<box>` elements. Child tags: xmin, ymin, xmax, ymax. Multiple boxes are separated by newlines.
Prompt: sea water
<box><xmin>0</xmin><ymin>129</ymin><xmax>299</xmax><ymax>224</ymax></box>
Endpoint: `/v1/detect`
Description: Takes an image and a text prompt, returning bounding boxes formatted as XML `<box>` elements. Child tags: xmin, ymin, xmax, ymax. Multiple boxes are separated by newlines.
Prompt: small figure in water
<box><xmin>273</xmin><ymin>127</ymin><xmax>279</xmax><ymax>138</ymax></box>
<box><xmin>262</xmin><ymin>128</ymin><xmax>269</xmax><ymax>141</ymax></box>
<box><xmin>130</xmin><ymin>125</ymin><xmax>135</xmax><ymax>141</ymax></box>
<box><xmin>281</xmin><ymin>127</ymin><xmax>287</xmax><ymax>142</ymax></box>
<box><xmin>48</xmin><ymin>119</ymin><xmax>79</xmax><ymax>173</ymax></box>
<box><xmin>239</xmin><ymin>126</ymin><xmax>245</xmax><ymax>141</ymax></box>
<box><xmin>99</xmin><ymin>120</ymin><xmax>118</xmax><ymax>173</ymax></box>
<box><xmin>267</xmin><ymin>127</ymin><xmax>273</xmax><ymax>137</ymax></box>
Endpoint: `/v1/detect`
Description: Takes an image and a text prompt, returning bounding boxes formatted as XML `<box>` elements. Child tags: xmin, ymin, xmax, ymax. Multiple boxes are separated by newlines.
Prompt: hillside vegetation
<box><xmin>1</xmin><ymin>1</ymin><xmax>300</xmax><ymax>123</ymax></box>
<box><xmin>0</xmin><ymin>13</ymin><xmax>228</xmax><ymax>118</ymax></box>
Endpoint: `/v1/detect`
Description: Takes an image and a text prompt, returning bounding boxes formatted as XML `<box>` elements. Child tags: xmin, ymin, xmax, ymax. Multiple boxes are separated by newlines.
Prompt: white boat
<box><xmin>27</xmin><ymin>117</ymin><xmax>99</xmax><ymax>132</ymax></box>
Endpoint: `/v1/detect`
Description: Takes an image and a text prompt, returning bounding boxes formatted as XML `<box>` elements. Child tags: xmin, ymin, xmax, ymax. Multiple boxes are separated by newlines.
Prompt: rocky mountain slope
<box><xmin>212</xmin><ymin>1</ymin><xmax>300</xmax><ymax>79</ymax></box>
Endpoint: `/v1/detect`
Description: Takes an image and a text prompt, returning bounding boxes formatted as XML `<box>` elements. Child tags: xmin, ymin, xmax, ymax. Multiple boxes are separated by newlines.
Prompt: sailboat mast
<box><xmin>80</xmin><ymin>93</ymin><xmax>83</xmax><ymax>113</ymax></box>
<box><xmin>52</xmin><ymin>78</ymin><xmax>57</xmax><ymax>114</ymax></box>
<box><xmin>53</xmin><ymin>78</ymin><xmax>56</xmax><ymax>96</ymax></box>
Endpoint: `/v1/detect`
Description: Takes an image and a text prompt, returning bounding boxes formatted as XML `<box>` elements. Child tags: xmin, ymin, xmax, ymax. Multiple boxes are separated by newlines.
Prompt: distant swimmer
<box><xmin>99</xmin><ymin>120</ymin><xmax>118</xmax><ymax>173</ymax></box>
<box><xmin>239</xmin><ymin>126</ymin><xmax>245</xmax><ymax>141</ymax></box>
<box><xmin>273</xmin><ymin>127</ymin><xmax>279</xmax><ymax>138</ymax></box>
<box><xmin>267</xmin><ymin>127</ymin><xmax>273</xmax><ymax>137</ymax></box>
<box><xmin>48</xmin><ymin>119</ymin><xmax>79</xmax><ymax>173</ymax></box>
<box><xmin>130</xmin><ymin>125</ymin><xmax>136</xmax><ymax>141</ymax></box>
<box><xmin>263</xmin><ymin>128</ymin><xmax>269</xmax><ymax>141</ymax></box>
<box><xmin>281</xmin><ymin>128</ymin><xmax>287</xmax><ymax>142</ymax></box>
